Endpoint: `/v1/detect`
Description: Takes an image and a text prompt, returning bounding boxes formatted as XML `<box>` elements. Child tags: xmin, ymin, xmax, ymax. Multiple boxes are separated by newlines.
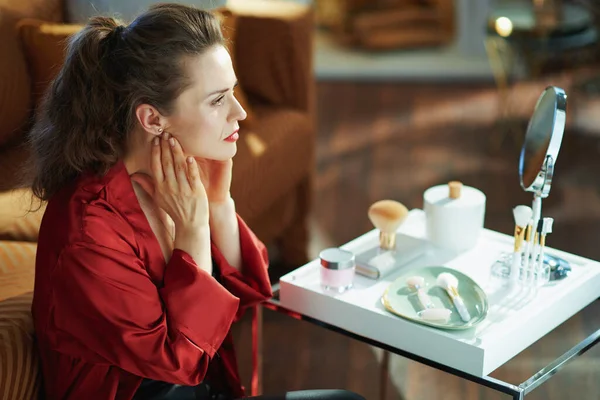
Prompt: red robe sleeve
<box><xmin>211</xmin><ymin>214</ymin><xmax>272</xmax><ymax>320</ymax></box>
<box><xmin>50</xmin><ymin>242</ymin><xmax>239</xmax><ymax>386</ymax></box>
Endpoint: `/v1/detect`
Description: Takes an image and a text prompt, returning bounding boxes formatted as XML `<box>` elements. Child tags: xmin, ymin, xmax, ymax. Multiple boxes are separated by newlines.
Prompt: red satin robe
<box><xmin>32</xmin><ymin>160</ymin><xmax>272</xmax><ymax>400</ymax></box>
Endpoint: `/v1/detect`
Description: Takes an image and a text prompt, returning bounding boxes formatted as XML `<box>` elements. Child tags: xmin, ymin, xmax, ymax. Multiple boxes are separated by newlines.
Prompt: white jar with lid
<box><xmin>423</xmin><ymin>181</ymin><xmax>486</xmax><ymax>252</ymax></box>
<box><xmin>319</xmin><ymin>248</ymin><xmax>355</xmax><ymax>293</ymax></box>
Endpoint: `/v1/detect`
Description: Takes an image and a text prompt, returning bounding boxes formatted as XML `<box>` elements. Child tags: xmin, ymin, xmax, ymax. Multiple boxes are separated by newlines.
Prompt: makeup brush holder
<box><xmin>490</xmin><ymin>252</ymin><xmax>551</xmax><ymax>288</ymax></box>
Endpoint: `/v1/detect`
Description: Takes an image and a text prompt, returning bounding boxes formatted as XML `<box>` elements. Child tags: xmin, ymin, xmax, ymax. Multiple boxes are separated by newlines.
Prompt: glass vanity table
<box><xmin>262</xmin><ymin>225</ymin><xmax>600</xmax><ymax>400</ymax></box>
<box><xmin>255</xmin><ymin>86</ymin><xmax>600</xmax><ymax>400</ymax></box>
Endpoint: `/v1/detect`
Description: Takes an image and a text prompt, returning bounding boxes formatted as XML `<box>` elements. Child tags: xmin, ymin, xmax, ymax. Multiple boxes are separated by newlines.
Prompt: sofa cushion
<box><xmin>16</xmin><ymin>8</ymin><xmax>256</xmax><ymax>126</ymax></box>
<box><xmin>0</xmin><ymin>291</ymin><xmax>41</xmax><ymax>400</ymax></box>
<box><xmin>0</xmin><ymin>189</ymin><xmax>45</xmax><ymax>242</ymax></box>
<box><xmin>231</xmin><ymin>106</ymin><xmax>313</xmax><ymax>221</ymax></box>
<box><xmin>16</xmin><ymin>19</ymin><xmax>83</xmax><ymax>109</ymax></box>
<box><xmin>0</xmin><ymin>136</ymin><xmax>32</xmax><ymax>192</ymax></box>
<box><xmin>232</xmin><ymin>1</ymin><xmax>314</xmax><ymax>115</ymax></box>
<box><xmin>0</xmin><ymin>0</ymin><xmax>63</xmax><ymax>147</ymax></box>
<box><xmin>0</xmin><ymin>241</ymin><xmax>37</xmax><ymax>301</ymax></box>
<box><xmin>217</xmin><ymin>9</ymin><xmax>256</xmax><ymax>129</ymax></box>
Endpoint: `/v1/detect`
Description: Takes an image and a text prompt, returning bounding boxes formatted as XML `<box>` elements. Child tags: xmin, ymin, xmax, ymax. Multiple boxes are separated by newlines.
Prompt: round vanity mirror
<box><xmin>519</xmin><ymin>86</ymin><xmax>567</xmax><ymax>198</ymax></box>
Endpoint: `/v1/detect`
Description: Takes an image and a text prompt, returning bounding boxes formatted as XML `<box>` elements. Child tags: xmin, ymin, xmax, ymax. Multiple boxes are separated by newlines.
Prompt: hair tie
<box><xmin>113</xmin><ymin>25</ymin><xmax>125</xmax><ymax>38</ymax></box>
<box><xmin>106</xmin><ymin>25</ymin><xmax>126</xmax><ymax>53</ymax></box>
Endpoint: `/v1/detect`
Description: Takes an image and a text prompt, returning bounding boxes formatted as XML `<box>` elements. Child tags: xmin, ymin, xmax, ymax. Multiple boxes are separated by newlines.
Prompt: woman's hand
<box><xmin>195</xmin><ymin>156</ymin><xmax>240</xmax><ymax>270</ymax></box>
<box><xmin>132</xmin><ymin>133</ymin><xmax>209</xmax><ymax>230</ymax></box>
<box><xmin>196</xmin><ymin>158</ymin><xmax>233</xmax><ymax>204</ymax></box>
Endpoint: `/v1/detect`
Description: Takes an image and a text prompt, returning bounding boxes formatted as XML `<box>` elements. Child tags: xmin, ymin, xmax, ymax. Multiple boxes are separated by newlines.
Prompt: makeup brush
<box><xmin>511</xmin><ymin>205</ymin><xmax>532</xmax><ymax>281</ymax></box>
<box><xmin>527</xmin><ymin>220</ymin><xmax>542</xmax><ymax>285</ymax></box>
<box><xmin>522</xmin><ymin>219</ymin><xmax>534</xmax><ymax>281</ymax></box>
<box><xmin>368</xmin><ymin>200</ymin><xmax>409</xmax><ymax>250</ymax></box>
<box><xmin>536</xmin><ymin>217</ymin><xmax>554</xmax><ymax>285</ymax></box>
<box><xmin>437</xmin><ymin>272</ymin><xmax>471</xmax><ymax>322</ymax></box>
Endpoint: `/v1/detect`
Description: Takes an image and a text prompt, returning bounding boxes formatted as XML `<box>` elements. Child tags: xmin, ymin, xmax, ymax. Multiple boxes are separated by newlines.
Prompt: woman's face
<box><xmin>163</xmin><ymin>45</ymin><xmax>247</xmax><ymax>161</ymax></box>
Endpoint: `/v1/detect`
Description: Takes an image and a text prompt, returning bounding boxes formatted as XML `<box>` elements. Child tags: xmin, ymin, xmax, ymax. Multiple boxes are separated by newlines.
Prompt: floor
<box><xmin>232</xmin><ymin>77</ymin><xmax>600</xmax><ymax>399</ymax></box>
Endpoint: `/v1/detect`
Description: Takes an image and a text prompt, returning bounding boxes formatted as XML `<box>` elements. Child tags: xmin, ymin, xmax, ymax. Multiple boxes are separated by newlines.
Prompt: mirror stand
<box><xmin>490</xmin><ymin>86</ymin><xmax>569</xmax><ymax>287</ymax></box>
<box><xmin>531</xmin><ymin>194</ymin><xmax>542</xmax><ymax>235</ymax></box>
<box><xmin>530</xmin><ymin>153</ymin><xmax>556</xmax><ymax>232</ymax></box>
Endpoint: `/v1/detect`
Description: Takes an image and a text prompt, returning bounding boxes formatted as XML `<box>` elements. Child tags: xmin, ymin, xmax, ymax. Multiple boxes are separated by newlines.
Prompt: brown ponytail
<box><xmin>27</xmin><ymin>3</ymin><xmax>224</xmax><ymax>201</ymax></box>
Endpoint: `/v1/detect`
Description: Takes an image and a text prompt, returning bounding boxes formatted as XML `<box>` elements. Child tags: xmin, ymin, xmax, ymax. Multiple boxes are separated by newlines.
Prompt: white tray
<box><xmin>279</xmin><ymin>209</ymin><xmax>600</xmax><ymax>377</ymax></box>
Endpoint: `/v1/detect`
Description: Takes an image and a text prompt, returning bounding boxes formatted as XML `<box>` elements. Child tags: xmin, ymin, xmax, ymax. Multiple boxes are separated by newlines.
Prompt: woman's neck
<box><xmin>123</xmin><ymin>128</ymin><xmax>154</xmax><ymax>178</ymax></box>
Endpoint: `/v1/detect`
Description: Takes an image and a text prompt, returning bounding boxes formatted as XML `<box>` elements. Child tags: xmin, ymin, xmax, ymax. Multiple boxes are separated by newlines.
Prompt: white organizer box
<box><xmin>279</xmin><ymin>209</ymin><xmax>600</xmax><ymax>377</ymax></box>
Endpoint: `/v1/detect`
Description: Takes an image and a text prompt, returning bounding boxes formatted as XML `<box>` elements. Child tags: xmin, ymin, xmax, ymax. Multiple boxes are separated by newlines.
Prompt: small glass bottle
<box><xmin>319</xmin><ymin>248</ymin><xmax>356</xmax><ymax>293</ymax></box>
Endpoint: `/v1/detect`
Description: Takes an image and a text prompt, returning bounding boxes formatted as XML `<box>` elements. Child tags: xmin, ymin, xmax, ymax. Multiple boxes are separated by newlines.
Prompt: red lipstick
<box><xmin>224</xmin><ymin>129</ymin><xmax>239</xmax><ymax>142</ymax></box>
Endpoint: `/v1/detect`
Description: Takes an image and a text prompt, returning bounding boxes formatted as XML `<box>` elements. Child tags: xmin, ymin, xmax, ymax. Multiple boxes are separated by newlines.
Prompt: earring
<box><xmin>158</xmin><ymin>128</ymin><xmax>163</xmax><ymax>134</ymax></box>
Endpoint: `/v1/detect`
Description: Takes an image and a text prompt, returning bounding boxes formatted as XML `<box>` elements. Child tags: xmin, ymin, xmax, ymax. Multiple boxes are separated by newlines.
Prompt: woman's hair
<box><xmin>27</xmin><ymin>3</ymin><xmax>225</xmax><ymax>201</ymax></box>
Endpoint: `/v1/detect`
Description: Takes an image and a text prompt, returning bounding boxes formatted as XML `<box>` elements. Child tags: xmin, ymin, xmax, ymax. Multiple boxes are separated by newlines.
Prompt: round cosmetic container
<box><xmin>319</xmin><ymin>247</ymin><xmax>356</xmax><ymax>293</ymax></box>
<box><xmin>424</xmin><ymin>181</ymin><xmax>486</xmax><ymax>252</ymax></box>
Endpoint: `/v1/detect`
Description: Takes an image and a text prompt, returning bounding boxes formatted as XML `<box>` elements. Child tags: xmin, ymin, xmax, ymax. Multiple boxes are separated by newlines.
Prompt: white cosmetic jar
<box><xmin>424</xmin><ymin>182</ymin><xmax>486</xmax><ymax>252</ymax></box>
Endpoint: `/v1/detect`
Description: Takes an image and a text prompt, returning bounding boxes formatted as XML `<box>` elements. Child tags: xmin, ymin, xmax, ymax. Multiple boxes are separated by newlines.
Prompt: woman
<box><xmin>28</xmin><ymin>4</ymin><xmax>364</xmax><ymax>400</ymax></box>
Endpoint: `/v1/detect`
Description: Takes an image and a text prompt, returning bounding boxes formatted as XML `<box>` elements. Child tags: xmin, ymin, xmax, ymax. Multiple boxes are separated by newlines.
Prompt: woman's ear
<box><xmin>135</xmin><ymin>104</ymin><xmax>167</xmax><ymax>137</ymax></box>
